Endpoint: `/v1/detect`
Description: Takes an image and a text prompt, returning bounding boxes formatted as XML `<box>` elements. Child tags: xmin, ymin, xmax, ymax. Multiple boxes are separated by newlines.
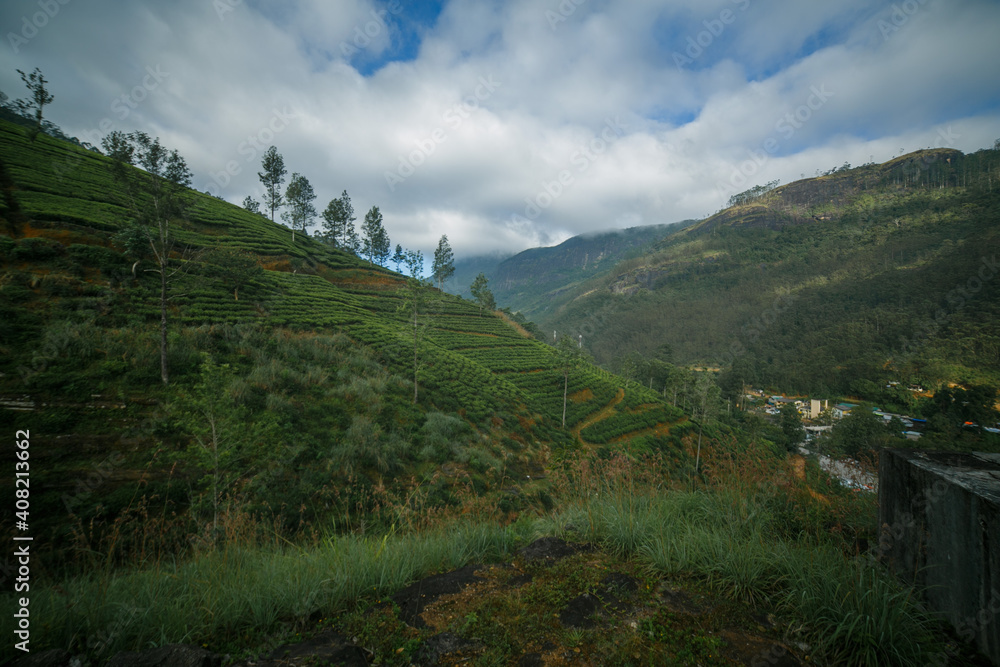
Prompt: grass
<box><xmin>2</xmin><ymin>519</ymin><xmax>531</xmax><ymax>662</ymax></box>
<box><xmin>0</xmin><ymin>444</ymin><xmax>948</xmax><ymax>666</ymax></box>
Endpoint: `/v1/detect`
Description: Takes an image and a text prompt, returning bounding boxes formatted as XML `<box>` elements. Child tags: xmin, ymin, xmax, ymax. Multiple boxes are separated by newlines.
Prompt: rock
<box><xmin>505</xmin><ymin>572</ymin><xmax>533</xmax><ymax>589</ymax></box>
<box><xmin>559</xmin><ymin>593</ymin><xmax>601</xmax><ymax>628</ymax></box>
<box><xmin>390</xmin><ymin>564</ymin><xmax>485</xmax><ymax>628</ymax></box>
<box><xmin>238</xmin><ymin>630</ymin><xmax>368</xmax><ymax>666</ymax></box>
<box><xmin>517</xmin><ymin>653</ymin><xmax>543</xmax><ymax>666</ymax></box>
<box><xmin>517</xmin><ymin>537</ymin><xmax>590</xmax><ymax>564</ymax></box>
<box><xmin>14</xmin><ymin>649</ymin><xmax>72</xmax><ymax>667</ymax></box>
<box><xmin>106</xmin><ymin>644</ymin><xmax>220</xmax><ymax>667</ymax></box>
<box><xmin>598</xmin><ymin>572</ymin><xmax>639</xmax><ymax>596</ymax></box>
<box><xmin>413</xmin><ymin>632</ymin><xmax>482</xmax><ymax>665</ymax></box>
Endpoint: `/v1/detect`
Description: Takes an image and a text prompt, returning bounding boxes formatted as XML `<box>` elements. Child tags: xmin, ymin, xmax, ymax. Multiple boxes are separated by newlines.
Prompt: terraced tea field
<box><xmin>0</xmin><ymin>117</ymin><xmax>688</xmax><ymax>449</ymax></box>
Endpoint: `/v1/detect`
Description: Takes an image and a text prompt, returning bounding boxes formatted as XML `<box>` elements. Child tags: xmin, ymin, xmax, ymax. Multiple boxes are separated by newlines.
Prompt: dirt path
<box><xmin>573</xmin><ymin>387</ymin><xmax>625</xmax><ymax>445</ymax></box>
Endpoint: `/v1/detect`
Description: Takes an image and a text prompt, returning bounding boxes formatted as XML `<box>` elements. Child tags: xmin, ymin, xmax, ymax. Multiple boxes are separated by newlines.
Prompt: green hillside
<box><xmin>0</xmin><ymin>117</ymin><xmax>689</xmax><ymax>564</ymax></box>
<box><xmin>505</xmin><ymin>148</ymin><xmax>1000</xmax><ymax>395</ymax></box>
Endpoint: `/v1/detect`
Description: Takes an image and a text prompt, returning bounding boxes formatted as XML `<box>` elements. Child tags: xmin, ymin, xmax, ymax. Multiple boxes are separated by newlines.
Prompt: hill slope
<box><xmin>0</xmin><ymin>118</ymin><xmax>688</xmax><ymax>563</ymax></box>
<box><xmin>493</xmin><ymin>148</ymin><xmax>1000</xmax><ymax>394</ymax></box>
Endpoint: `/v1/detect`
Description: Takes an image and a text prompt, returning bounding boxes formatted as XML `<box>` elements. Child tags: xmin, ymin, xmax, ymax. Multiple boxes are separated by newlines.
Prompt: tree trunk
<box><xmin>160</xmin><ymin>263</ymin><xmax>169</xmax><ymax>385</ymax></box>
<box><xmin>413</xmin><ymin>304</ymin><xmax>419</xmax><ymax>404</ymax></box>
<box><xmin>562</xmin><ymin>372</ymin><xmax>568</xmax><ymax>428</ymax></box>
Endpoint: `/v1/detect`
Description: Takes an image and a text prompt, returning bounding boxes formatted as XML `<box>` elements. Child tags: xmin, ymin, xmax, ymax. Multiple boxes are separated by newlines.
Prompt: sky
<box><xmin>3</xmin><ymin>0</ymin><xmax>1000</xmax><ymax>260</ymax></box>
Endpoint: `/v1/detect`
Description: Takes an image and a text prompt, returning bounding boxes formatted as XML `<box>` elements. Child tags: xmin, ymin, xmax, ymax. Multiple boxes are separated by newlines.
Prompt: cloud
<box><xmin>1</xmin><ymin>0</ymin><xmax>998</xmax><ymax>258</ymax></box>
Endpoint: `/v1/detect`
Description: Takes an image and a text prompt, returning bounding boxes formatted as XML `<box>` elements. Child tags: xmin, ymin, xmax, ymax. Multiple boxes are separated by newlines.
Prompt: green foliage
<box><xmin>779</xmin><ymin>404</ymin><xmax>804</xmax><ymax>451</ymax></box>
<box><xmin>258</xmin><ymin>145</ymin><xmax>285</xmax><ymax>223</ymax></box>
<box><xmin>203</xmin><ymin>246</ymin><xmax>262</xmax><ymax>300</ymax></box>
<box><xmin>432</xmin><ymin>234</ymin><xmax>455</xmax><ymax>289</ymax></box>
<box><xmin>170</xmin><ymin>354</ymin><xmax>277</xmax><ymax>538</ymax></box>
<box><xmin>469</xmin><ymin>271</ymin><xmax>495</xmax><ymax>315</ymax></box>
<box><xmin>320</xmin><ymin>190</ymin><xmax>357</xmax><ymax>251</ymax></box>
<box><xmin>280</xmin><ymin>171</ymin><xmax>316</xmax><ymax>244</ymax></box>
<box><xmin>12</xmin><ymin>236</ymin><xmax>63</xmax><ymax>260</ymax></box>
<box><xmin>826</xmin><ymin>409</ymin><xmax>902</xmax><ymax>458</ymax></box>
<box><xmin>361</xmin><ymin>205</ymin><xmax>390</xmax><ymax>265</ymax></box>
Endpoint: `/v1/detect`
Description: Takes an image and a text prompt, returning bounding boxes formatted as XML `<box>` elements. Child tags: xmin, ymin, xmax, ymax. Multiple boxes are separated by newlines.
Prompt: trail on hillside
<box><xmin>609</xmin><ymin>415</ymin><xmax>689</xmax><ymax>444</ymax></box>
<box><xmin>573</xmin><ymin>386</ymin><xmax>625</xmax><ymax>445</ymax></box>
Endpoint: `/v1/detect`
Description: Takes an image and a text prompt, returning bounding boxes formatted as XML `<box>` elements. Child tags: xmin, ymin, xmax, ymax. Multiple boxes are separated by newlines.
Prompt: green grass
<box><xmin>0</xmin><ymin>520</ymin><xmax>531</xmax><ymax>663</ymax></box>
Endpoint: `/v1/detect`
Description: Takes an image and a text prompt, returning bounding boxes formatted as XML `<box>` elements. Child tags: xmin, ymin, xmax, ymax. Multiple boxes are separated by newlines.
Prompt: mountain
<box><xmin>451</xmin><ymin>222</ymin><xmax>692</xmax><ymax>319</ymax></box>
<box><xmin>485</xmin><ymin>148</ymin><xmax>1000</xmax><ymax>395</ymax></box>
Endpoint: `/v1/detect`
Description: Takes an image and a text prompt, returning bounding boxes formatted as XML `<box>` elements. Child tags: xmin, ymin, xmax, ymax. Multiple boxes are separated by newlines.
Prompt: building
<box><xmin>832</xmin><ymin>403</ymin><xmax>859</xmax><ymax>419</ymax></box>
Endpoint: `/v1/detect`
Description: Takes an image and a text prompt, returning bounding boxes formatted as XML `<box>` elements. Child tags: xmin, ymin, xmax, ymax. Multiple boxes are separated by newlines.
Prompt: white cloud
<box><xmin>1</xmin><ymin>0</ymin><xmax>998</xmax><ymax>258</ymax></box>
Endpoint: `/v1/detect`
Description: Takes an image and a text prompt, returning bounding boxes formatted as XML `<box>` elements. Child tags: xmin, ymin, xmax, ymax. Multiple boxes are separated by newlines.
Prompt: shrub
<box><xmin>0</xmin><ymin>235</ymin><xmax>14</xmax><ymax>258</ymax></box>
<box><xmin>68</xmin><ymin>243</ymin><xmax>128</xmax><ymax>275</ymax></box>
<box><xmin>13</xmin><ymin>236</ymin><xmax>63</xmax><ymax>260</ymax></box>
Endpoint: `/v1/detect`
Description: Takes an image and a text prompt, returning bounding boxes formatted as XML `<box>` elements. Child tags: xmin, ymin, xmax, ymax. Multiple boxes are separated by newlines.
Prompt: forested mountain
<box><xmin>482</xmin><ymin>147</ymin><xmax>1000</xmax><ymax>396</ymax></box>
<box><xmin>449</xmin><ymin>222</ymin><xmax>688</xmax><ymax>315</ymax></box>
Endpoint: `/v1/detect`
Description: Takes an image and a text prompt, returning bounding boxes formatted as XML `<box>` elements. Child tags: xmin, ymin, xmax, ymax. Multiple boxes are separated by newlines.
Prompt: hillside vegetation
<box><xmin>0</xmin><ymin>116</ymin><xmax>688</xmax><ymax>564</ymax></box>
<box><xmin>2</xmin><ymin>118</ymin><xmax>996</xmax><ymax>666</ymax></box>
<box><xmin>511</xmin><ymin>147</ymin><xmax>1000</xmax><ymax>396</ymax></box>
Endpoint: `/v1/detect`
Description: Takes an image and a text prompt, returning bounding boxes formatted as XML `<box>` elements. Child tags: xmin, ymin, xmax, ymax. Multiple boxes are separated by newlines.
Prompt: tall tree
<box><xmin>102</xmin><ymin>130</ymin><xmax>192</xmax><ymax>385</ymax></box>
<box><xmin>779</xmin><ymin>404</ymin><xmax>805</xmax><ymax>452</ymax></box>
<box><xmin>432</xmin><ymin>234</ymin><xmax>455</xmax><ymax>290</ymax></box>
<box><xmin>14</xmin><ymin>68</ymin><xmax>54</xmax><ymax>142</ymax></box>
<box><xmin>206</xmin><ymin>247</ymin><xmax>262</xmax><ymax>301</ymax></box>
<box><xmin>344</xmin><ymin>220</ymin><xmax>361</xmax><ymax>256</ymax></box>
<box><xmin>405</xmin><ymin>249</ymin><xmax>424</xmax><ymax>279</ymax></box>
<box><xmin>469</xmin><ymin>272</ymin><xmax>496</xmax><ymax>316</ymax></box>
<box><xmin>321</xmin><ymin>190</ymin><xmax>357</xmax><ymax>249</ymax></box>
<box><xmin>555</xmin><ymin>334</ymin><xmax>583</xmax><ymax>428</ymax></box>
<box><xmin>392</xmin><ymin>244</ymin><xmax>405</xmax><ymax>273</ymax></box>
<box><xmin>399</xmin><ymin>275</ymin><xmax>434</xmax><ymax>404</ymax></box>
<box><xmin>171</xmin><ymin>355</ymin><xmax>274</xmax><ymax>543</ymax></box>
<box><xmin>281</xmin><ymin>172</ymin><xmax>316</xmax><ymax>245</ymax></box>
<box><xmin>258</xmin><ymin>146</ymin><xmax>286</xmax><ymax>223</ymax></box>
<box><xmin>361</xmin><ymin>205</ymin><xmax>390</xmax><ymax>265</ymax></box>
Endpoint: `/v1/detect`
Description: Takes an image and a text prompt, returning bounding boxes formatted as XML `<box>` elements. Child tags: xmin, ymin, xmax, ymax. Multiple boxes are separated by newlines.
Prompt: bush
<box><xmin>68</xmin><ymin>243</ymin><xmax>128</xmax><ymax>275</ymax></box>
<box><xmin>0</xmin><ymin>235</ymin><xmax>14</xmax><ymax>258</ymax></box>
<box><xmin>13</xmin><ymin>236</ymin><xmax>64</xmax><ymax>260</ymax></box>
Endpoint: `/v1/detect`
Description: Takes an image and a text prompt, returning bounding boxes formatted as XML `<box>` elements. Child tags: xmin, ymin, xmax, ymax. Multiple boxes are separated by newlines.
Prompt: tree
<box><xmin>924</xmin><ymin>384</ymin><xmax>999</xmax><ymax>437</ymax></box>
<box><xmin>258</xmin><ymin>146</ymin><xmax>286</xmax><ymax>223</ymax></box>
<box><xmin>281</xmin><ymin>172</ymin><xmax>316</xmax><ymax>245</ymax></box>
<box><xmin>171</xmin><ymin>355</ymin><xmax>274</xmax><ymax>543</ymax></box>
<box><xmin>242</xmin><ymin>196</ymin><xmax>261</xmax><ymax>215</ymax></box>
<box><xmin>14</xmin><ymin>68</ymin><xmax>54</xmax><ymax>142</ymax></box>
<box><xmin>827</xmin><ymin>409</ymin><xmax>899</xmax><ymax>458</ymax></box>
<box><xmin>102</xmin><ymin>130</ymin><xmax>192</xmax><ymax>386</ymax></box>
<box><xmin>432</xmin><ymin>235</ymin><xmax>455</xmax><ymax>289</ymax></box>
<box><xmin>361</xmin><ymin>205</ymin><xmax>390</xmax><ymax>265</ymax></box>
<box><xmin>779</xmin><ymin>404</ymin><xmax>805</xmax><ymax>452</ymax></box>
<box><xmin>321</xmin><ymin>190</ymin><xmax>357</xmax><ymax>249</ymax></box>
<box><xmin>206</xmin><ymin>247</ymin><xmax>262</xmax><ymax>300</ymax></box>
<box><xmin>392</xmin><ymin>244</ymin><xmax>405</xmax><ymax>273</ymax></box>
<box><xmin>398</xmin><ymin>271</ymin><xmax>434</xmax><ymax>403</ymax></box>
<box><xmin>344</xmin><ymin>220</ymin><xmax>361</xmax><ymax>255</ymax></box>
<box><xmin>555</xmin><ymin>334</ymin><xmax>583</xmax><ymax>428</ymax></box>
<box><xmin>469</xmin><ymin>272</ymin><xmax>496</xmax><ymax>316</ymax></box>
<box><xmin>405</xmin><ymin>249</ymin><xmax>424</xmax><ymax>279</ymax></box>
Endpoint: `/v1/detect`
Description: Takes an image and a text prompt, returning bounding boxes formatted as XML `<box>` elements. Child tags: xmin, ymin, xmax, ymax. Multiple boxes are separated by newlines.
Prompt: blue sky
<box><xmin>2</xmin><ymin>0</ymin><xmax>999</xmax><ymax>257</ymax></box>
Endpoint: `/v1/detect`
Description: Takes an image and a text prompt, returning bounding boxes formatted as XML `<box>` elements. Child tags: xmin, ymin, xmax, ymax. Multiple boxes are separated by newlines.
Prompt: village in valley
<box><xmin>743</xmin><ymin>383</ymin><xmax>938</xmax><ymax>493</ymax></box>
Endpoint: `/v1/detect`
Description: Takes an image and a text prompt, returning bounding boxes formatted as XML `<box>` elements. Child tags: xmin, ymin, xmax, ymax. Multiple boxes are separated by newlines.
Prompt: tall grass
<box><xmin>0</xmin><ymin>520</ymin><xmax>530</xmax><ymax>663</ymax></box>
<box><xmin>551</xmin><ymin>448</ymin><xmax>940</xmax><ymax>667</ymax></box>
